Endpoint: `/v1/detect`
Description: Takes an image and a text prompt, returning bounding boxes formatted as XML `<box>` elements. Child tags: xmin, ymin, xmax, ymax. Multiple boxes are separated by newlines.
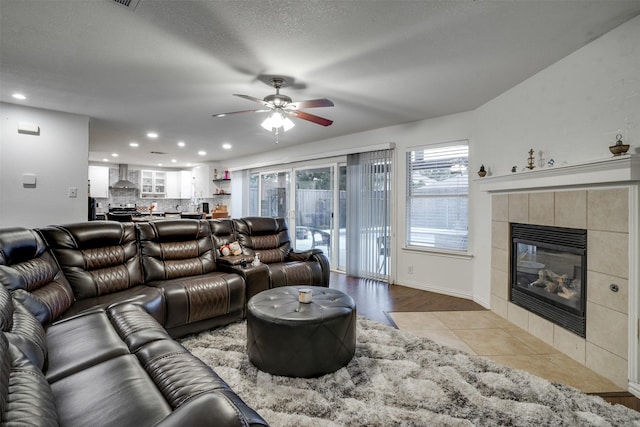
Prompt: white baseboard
<box><xmin>628</xmin><ymin>381</ymin><xmax>640</xmax><ymax>398</ymax></box>
<box><xmin>395</xmin><ymin>280</ymin><xmax>473</xmax><ymax>301</ymax></box>
<box><xmin>473</xmin><ymin>295</ymin><xmax>491</xmax><ymax>309</ymax></box>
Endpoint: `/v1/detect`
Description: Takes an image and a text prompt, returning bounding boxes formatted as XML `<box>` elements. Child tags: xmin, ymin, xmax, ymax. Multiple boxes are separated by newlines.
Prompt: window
<box><xmin>406</xmin><ymin>141</ymin><xmax>468</xmax><ymax>252</ymax></box>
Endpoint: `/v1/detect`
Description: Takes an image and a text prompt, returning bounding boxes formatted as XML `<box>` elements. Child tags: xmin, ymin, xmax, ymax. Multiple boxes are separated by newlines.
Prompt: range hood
<box><xmin>110</xmin><ymin>164</ymin><xmax>137</xmax><ymax>189</ymax></box>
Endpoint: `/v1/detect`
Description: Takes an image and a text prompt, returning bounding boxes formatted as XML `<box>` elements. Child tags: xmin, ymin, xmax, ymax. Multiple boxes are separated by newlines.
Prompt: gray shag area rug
<box><xmin>179</xmin><ymin>318</ymin><xmax>640</xmax><ymax>426</ymax></box>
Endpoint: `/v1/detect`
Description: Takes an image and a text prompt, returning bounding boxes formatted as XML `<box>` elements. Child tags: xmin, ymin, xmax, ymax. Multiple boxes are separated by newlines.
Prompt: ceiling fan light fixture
<box><xmin>281</xmin><ymin>116</ymin><xmax>295</xmax><ymax>131</ymax></box>
<box><xmin>261</xmin><ymin>110</ymin><xmax>295</xmax><ymax>132</ymax></box>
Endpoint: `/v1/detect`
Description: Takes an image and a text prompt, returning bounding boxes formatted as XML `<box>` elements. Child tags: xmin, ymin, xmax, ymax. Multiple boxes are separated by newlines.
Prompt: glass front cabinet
<box><xmin>141</xmin><ymin>170</ymin><xmax>166</xmax><ymax>196</ymax></box>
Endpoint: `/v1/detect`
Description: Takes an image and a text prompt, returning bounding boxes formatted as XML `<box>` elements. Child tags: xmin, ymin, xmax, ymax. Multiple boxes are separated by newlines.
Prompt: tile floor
<box><xmin>388</xmin><ymin>310</ymin><xmax>624</xmax><ymax>394</ymax></box>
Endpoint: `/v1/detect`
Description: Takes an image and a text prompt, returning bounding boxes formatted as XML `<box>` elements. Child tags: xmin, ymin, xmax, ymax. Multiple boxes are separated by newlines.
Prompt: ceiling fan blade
<box><xmin>288</xmin><ymin>98</ymin><xmax>334</xmax><ymax>110</ymax></box>
<box><xmin>289</xmin><ymin>110</ymin><xmax>333</xmax><ymax>126</ymax></box>
<box><xmin>212</xmin><ymin>109</ymin><xmax>271</xmax><ymax>118</ymax></box>
<box><xmin>233</xmin><ymin>94</ymin><xmax>272</xmax><ymax>108</ymax></box>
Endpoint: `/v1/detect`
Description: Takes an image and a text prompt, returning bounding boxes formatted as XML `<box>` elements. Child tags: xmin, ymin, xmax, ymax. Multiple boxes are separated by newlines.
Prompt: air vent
<box><xmin>110</xmin><ymin>0</ymin><xmax>142</xmax><ymax>11</ymax></box>
<box><xmin>150</xmin><ymin>151</ymin><xmax>167</xmax><ymax>155</ymax></box>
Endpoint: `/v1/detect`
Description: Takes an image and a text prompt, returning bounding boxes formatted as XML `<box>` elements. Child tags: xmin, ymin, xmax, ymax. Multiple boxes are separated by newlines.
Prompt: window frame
<box><xmin>405</xmin><ymin>140</ymin><xmax>469</xmax><ymax>254</ymax></box>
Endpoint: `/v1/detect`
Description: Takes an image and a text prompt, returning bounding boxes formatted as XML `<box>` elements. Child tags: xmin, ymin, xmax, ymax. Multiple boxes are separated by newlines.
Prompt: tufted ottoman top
<box><xmin>248</xmin><ymin>286</ymin><xmax>355</xmax><ymax>324</ymax></box>
<box><xmin>247</xmin><ymin>286</ymin><xmax>356</xmax><ymax>377</ymax></box>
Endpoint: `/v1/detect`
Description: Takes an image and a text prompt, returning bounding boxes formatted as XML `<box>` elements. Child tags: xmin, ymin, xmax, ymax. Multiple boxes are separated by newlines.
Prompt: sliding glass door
<box><xmin>248</xmin><ymin>165</ymin><xmax>342</xmax><ymax>270</ymax></box>
<box><xmin>259</xmin><ymin>171</ymin><xmax>290</xmax><ymax>218</ymax></box>
<box><xmin>294</xmin><ymin>167</ymin><xmax>334</xmax><ymax>260</ymax></box>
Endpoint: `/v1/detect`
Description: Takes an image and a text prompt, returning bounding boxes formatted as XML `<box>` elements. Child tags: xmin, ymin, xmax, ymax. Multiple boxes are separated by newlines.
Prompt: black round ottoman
<box><xmin>246</xmin><ymin>286</ymin><xmax>356</xmax><ymax>378</ymax></box>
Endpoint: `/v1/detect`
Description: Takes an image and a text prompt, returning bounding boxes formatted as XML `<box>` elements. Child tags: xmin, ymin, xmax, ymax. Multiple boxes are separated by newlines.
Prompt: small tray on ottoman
<box><xmin>246</xmin><ymin>286</ymin><xmax>356</xmax><ymax>378</ymax></box>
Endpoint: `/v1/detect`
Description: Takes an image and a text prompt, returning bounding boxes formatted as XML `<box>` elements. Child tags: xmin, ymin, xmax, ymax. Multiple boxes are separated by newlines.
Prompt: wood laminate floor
<box><xmin>328</xmin><ymin>272</ymin><xmax>640</xmax><ymax>412</ymax></box>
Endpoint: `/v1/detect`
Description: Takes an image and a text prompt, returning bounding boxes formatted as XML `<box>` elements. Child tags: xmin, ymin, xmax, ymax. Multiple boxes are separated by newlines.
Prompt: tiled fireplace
<box><xmin>483</xmin><ymin>156</ymin><xmax>638</xmax><ymax>390</ymax></box>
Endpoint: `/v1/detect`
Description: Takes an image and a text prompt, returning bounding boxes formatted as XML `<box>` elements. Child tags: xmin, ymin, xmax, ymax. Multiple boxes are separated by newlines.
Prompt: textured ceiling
<box><xmin>2</xmin><ymin>0</ymin><xmax>640</xmax><ymax>167</ymax></box>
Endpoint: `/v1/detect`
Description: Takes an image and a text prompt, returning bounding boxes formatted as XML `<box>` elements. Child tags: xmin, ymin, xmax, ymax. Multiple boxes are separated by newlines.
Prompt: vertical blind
<box><xmin>406</xmin><ymin>142</ymin><xmax>468</xmax><ymax>252</ymax></box>
<box><xmin>346</xmin><ymin>149</ymin><xmax>392</xmax><ymax>281</ymax></box>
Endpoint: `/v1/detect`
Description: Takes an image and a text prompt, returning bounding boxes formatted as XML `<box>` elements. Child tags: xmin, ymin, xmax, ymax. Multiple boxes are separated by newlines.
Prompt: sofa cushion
<box><xmin>57</xmin><ymin>285</ymin><xmax>166</xmax><ymax>326</ymax></box>
<box><xmin>208</xmin><ymin>219</ymin><xmax>236</xmax><ymax>253</ymax></box>
<box><xmin>39</xmin><ymin>222</ymin><xmax>143</xmax><ymax>300</ymax></box>
<box><xmin>0</xmin><ymin>227</ymin><xmax>74</xmax><ymax>324</ymax></box>
<box><xmin>0</xmin><ymin>280</ymin><xmax>48</xmax><ymax>370</ymax></box>
<box><xmin>108</xmin><ymin>303</ymin><xmax>171</xmax><ymax>353</ymax></box>
<box><xmin>0</xmin><ymin>332</ymin><xmax>59</xmax><ymax>426</ymax></box>
<box><xmin>137</xmin><ymin>220</ymin><xmax>216</xmax><ymax>282</ymax></box>
<box><xmin>45</xmin><ymin>311</ymin><xmax>131</xmax><ymax>383</ymax></box>
<box><xmin>50</xmin><ymin>354</ymin><xmax>172</xmax><ymax>427</ymax></box>
<box><xmin>233</xmin><ymin>217</ymin><xmax>291</xmax><ymax>263</ymax></box>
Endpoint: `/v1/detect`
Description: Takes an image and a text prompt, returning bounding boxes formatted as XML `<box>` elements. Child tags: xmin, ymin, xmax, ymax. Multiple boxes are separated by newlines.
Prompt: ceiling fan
<box><xmin>212</xmin><ymin>78</ymin><xmax>334</xmax><ymax>134</ymax></box>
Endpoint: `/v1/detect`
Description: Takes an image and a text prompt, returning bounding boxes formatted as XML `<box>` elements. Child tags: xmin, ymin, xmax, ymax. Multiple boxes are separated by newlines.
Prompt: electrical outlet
<box><xmin>408</xmin><ymin>265</ymin><xmax>414</xmax><ymax>274</ymax></box>
<box><xmin>68</xmin><ymin>187</ymin><xmax>78</xmax><ymax>198</ymax></box>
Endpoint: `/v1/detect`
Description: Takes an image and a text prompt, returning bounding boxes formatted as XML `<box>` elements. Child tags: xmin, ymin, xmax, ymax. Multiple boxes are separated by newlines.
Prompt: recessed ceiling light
<box><xmin>198</xmin><ymin>151</ymin><xmax>206</xmax><ymax>156</ymax></box>
<box><xmin>171</xmin><ymin>159</ymin><xmax>177</xmax><ymax>163</ymax></box>
<box><xmin>177</xmin><ymin>141</ymin><xmax>185</xmax><ymax>147</ymax></box>
<box><xmin>222</xmin><ymin>143</ymin><xmax>232</xmax><ymax>150</ymax></box>
<box><xmin>129</xmin><ymin>142</ymin><xmax>139</xmax><ymax>147</ymax></box>
<box><xmin>158</xmin><ymin>163</ymin><xmax>163</xmax><ymax>166</ymax></box>
<box><xmin>111</xmin><ymin>153</ymin><xmax>119</xmax><ymax>157</ymax></box>
<box><xmin>186</xmin><ymin>163</ymin><xmax>192</xmax><ymax>167</ymax></box>
<box><xmin>147</xmin><ymin>132</ymin><xmax>159</xmax><ymax>138</ymax></box>
<box><xmin>12</xmin><ymin>93</ymin><xmax>26</xmax><ymax>100</ymax></box>
<box><xmin>102</xmin><ymin>158</ymin><xmax>109</xmax><ymax>162</ymax></box>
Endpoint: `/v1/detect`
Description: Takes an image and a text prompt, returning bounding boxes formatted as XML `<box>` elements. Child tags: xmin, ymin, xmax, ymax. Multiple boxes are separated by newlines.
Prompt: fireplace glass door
<box><xmin>511</xmin><ymin>223</ymin><xmax>586</xmax><ymax>337</ymax></box>
<box><xmin>514</xmin><ymin>243</ymin><xmax>583</xmax><ymax>313</ymax></box>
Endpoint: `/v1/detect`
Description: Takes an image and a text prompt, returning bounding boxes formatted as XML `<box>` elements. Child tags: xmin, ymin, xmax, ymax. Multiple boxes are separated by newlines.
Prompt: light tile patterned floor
<box><xmin>388</xmin><ymin>311</ymin><xmax>623</xmax><ymax>394</ymax></box>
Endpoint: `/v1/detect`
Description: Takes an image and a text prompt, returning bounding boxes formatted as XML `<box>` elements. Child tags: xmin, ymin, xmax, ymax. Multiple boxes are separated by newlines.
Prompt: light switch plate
<box><xmin>22</xmin><ymin>174</ymin><xmax>37</xmax><ymax>185</ymax></box>
<box><xmin>68</xmin><ymin>187</ymin><xmax>78</xmax><ymax>198</ymax></box>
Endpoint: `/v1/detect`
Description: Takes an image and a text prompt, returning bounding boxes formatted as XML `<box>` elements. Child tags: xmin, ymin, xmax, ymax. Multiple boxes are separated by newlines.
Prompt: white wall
<box><xmin>1</xmin><ymin>103</ymin><xmax>89</xmax><ymax>228</ymax></box>
<box><xmin>470</xmin><ymin>14</ymin><xmax>640</xmax><ymax>307</ymax></box>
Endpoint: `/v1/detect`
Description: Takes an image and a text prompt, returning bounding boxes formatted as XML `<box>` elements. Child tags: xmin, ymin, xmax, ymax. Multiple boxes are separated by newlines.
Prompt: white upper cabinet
<box><xmin>140</xmin><ymin>170</ymin><xmax>166</xmax><ymax>196</ymax></box>
<box><xmin>166</xmin><ymin>171</ymin><xmax>193</xmax><ymax>199</ymax></box>
<box><xmin>88</xmin><ymin>165</ymin><xmax>109</xmax><ymax>198</ymax></box>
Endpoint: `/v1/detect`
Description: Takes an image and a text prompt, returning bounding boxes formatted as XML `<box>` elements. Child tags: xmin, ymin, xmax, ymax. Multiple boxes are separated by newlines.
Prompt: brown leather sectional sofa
<box><xmin>0</xmin><ymin>217</ymin><xmax>330</xmax><ymax>426</ymax></box>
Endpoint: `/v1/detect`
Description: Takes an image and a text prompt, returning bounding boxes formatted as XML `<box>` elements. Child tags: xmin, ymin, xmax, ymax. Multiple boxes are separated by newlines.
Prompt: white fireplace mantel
<box><xmin>475</xmin><ymin>154</ymin><xmax>640</xmax><ymax>192</ymax></box>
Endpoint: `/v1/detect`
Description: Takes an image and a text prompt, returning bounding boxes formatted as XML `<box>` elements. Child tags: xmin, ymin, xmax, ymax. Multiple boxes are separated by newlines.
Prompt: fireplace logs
<box><xmin>529</xmin><ymin>269</ymin><xmax>580</xmax><ymax>301</ymax></box>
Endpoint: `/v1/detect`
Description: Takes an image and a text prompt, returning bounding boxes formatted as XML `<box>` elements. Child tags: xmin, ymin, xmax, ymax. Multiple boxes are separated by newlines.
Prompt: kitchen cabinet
<box><xmin>166</xmin><ymin>172</ymin><xmax>180</xmax><ymax>199</ymax></box>
<box><xmin>180</xmin><ymin>170</ymin><xmax>193</xmax><ymax>199</ymax></box>
<box><xmin>192</xmin><ymin>166</ymin><xmax>211</xmax><ymax>199</ymax></box>
<box><xmin>140</xmin><ymin>170</ymin><xmax>166</xmax><ymax>197</ymax></box>
<box><xmin>165</xmin><ymin>171</ymin><xmax>193</xmax><ymax>199</ymax></box>
<box><xmin>88</xmin><ymin>165</ymin><xmax>109</xmax><ymax>198</ymax></box>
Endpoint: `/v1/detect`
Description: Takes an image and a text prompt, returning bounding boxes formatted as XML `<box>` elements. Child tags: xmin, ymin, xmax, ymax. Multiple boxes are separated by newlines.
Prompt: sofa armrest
<box><xmin>217</xmin><ymin>260</ymin><xmax>270</xmax><ymax>302</ymax></box>
<box><xmin>286</xmin><ymin>249</ymin><xmax>323</xmax><ymax>262</ymax></box>
<box><xmin>153</xmin><ymin>393</ymin><xmax>269</xmax><ymax>427</ymax></box>
<box><xmin>287</xmin><ymin>249</ymin><xmax>330</xmax><ymax>287</ymax></box>
<box><xmin>216</xmin><ymin>255</ymin><xmax>247</xmax><ymax>267</ymax></box>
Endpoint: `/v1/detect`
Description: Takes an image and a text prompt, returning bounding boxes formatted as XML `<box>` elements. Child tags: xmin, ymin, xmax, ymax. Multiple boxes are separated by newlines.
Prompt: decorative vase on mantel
<box><xmin>609</xmin><ymin>134</ymin><xmax>630</xmax><ymax>156</ymax></box>
<box><xmin>477</xmin><ymin>165</ymin><xmax>487</xmax><ymax>177</ymax></box>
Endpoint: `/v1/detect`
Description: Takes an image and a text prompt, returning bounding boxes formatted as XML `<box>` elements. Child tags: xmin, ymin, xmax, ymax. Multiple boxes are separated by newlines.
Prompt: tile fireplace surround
<box><xmin>480</xmin><ymin>154</ymin><xmax>639</xmax><ymax>391</ymax></box>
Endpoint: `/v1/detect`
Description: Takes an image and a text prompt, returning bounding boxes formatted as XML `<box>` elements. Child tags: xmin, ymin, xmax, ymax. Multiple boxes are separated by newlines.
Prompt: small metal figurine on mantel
<box><xmin>526</xmin><ymin>149</ymin><xmax>535</xmax><ymax>170</ymax></box>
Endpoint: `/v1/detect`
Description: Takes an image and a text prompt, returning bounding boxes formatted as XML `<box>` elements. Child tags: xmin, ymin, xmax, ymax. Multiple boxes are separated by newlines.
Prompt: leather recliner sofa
<box><xmin>211</xmin><ymin>217</ymin><xmax>330</xmax><ymax>289</ymax></box>
<box><xmin>0</xmin><ymin>217</ymin><xmax>330</xmax><ymax>426</ymax></box>
<box><xmin>0</xmin><ymin>226</ymin><xmax>269</xmax><ymax>426</ymax></box>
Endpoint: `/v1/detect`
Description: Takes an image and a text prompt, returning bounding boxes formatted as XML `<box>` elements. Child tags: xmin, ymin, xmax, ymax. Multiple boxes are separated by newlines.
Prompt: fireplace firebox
<box><xmin>510</xmin><ymin>223</ymin><xmax>587</xmax><ymax>337</ymax></box>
